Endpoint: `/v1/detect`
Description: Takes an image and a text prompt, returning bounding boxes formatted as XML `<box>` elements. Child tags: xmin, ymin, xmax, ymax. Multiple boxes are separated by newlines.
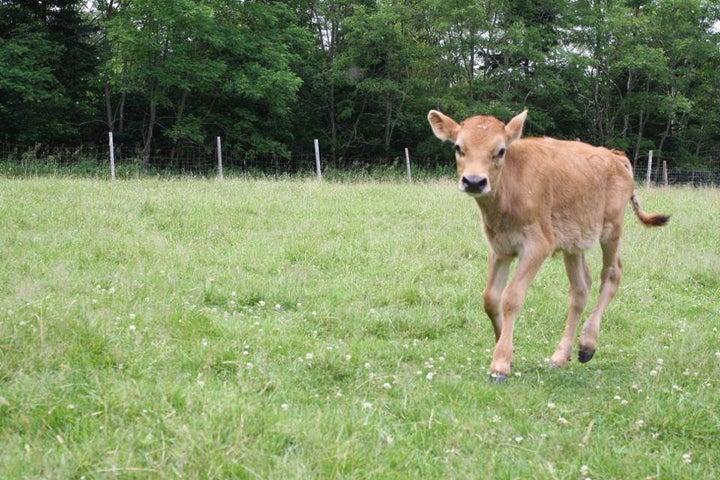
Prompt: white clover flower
<box><xmin>558</xmin><ymin>417</ymin><xmax>569</xmax><ymax>425</ymax></box>
<box><xmin>281</xmin><ymin>403</ymin><xmax>289</xmax><ymax>411</ymax></box>
<box><xmin>649</xmin><ymin>369</ymin><xmax>658</xmax><ymax>377</ymax></box>
<box><xmin>128</xmin><ymin>325</ymin><xmax>136</xmax><ymax>331</ymax></box>
<box><xmin>382</xmin><ymin>383</ymin><xmax>392</xmax><ymax>390</ymax></box>
<box><xmin>547</xmin><ymin>402</ymin><xmax>556</xmax><ymax>409</ymax></box>
<box><xmin>683</xmin><ymin>452</ymin><xmax>692</xmax><ymax>464</ymax></box>
<box><xmin>362</xmin><ymin>401</ymin><xmax>372</xmax><ymax>409</ymax></box>
<box><xmin>426</xmin><ymin>372</ymin><xmax>435</xmax><ymax>380</ymax></box>
<box><xmin>258</xmin><ymin>300</ymin><xmax>266</xmax><ymax>307</ymax></box>
<box><xmin>305</xmin><ymin>353</ymin><xmax>313</xmax><ymax>360</ymax></box>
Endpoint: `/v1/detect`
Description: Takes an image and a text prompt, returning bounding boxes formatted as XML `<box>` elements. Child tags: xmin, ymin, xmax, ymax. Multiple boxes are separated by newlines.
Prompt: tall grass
<box><xmin>1</xmin><ymin>178</ymin><xmax>718</xmax><ymax>479</ymax></box>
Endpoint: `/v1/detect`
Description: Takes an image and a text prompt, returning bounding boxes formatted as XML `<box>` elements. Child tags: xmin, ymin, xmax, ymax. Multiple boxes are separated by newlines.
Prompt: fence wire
<box><xmin>1</xmin><ymin>141</ymin><xmax>719</xmax><ymax>186</ymax></box>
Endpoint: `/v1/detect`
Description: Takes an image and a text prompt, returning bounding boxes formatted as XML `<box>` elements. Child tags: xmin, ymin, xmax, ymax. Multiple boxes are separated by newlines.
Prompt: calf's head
<box><xmin>428</xmin><ymin>110</ymin><xmax>527</xmax><ymax>197</ymax></box>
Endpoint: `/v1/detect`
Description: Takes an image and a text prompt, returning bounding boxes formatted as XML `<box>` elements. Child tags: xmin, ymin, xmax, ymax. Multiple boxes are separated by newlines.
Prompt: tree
<box><xmin>1</xmin><ymin>0</ymin><xmax>720</xmax><ymax>171</ymax></box>
<box><xmin>100</xmin><ymin>0</ymin><xmax>308</xmax><ymax>164</ymax></box>
<box><xmin>0</xmin><ymin>0</ymin><xmax>98</xmax><ymax>144</ymax></box>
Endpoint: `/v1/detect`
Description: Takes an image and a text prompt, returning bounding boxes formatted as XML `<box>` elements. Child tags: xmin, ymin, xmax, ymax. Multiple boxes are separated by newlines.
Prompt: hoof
<box><xmin>578</xmin><ymin>348</ymin><xmax>595</xmax><ymax>363</ymax></box>
<box><xmin>489</xmin><ymin>373</ymin><xmax>508</xmax><ymax>384</ymax></box>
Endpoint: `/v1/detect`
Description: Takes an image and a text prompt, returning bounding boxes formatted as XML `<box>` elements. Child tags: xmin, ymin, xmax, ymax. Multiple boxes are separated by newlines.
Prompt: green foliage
<box><xmin>0</xmin><ymin>0</ymin><xmax>97</xmax><ymax>143</ymax></box>
<box><xmin>1</xmin><ymin>0</ymin><xmax>720</xmax><ymax>168</ymax></box>
<box><xmin>1</xmin><ymin>179</ymin><xmax>719</xmax><ymax>478</ymax></box>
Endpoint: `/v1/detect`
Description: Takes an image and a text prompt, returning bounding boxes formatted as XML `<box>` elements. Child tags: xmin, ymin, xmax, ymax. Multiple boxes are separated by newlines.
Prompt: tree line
<box><xmin>1</xmin><ymin>0</ymin><xmax>719</xmax><ymax>170</ymax></box>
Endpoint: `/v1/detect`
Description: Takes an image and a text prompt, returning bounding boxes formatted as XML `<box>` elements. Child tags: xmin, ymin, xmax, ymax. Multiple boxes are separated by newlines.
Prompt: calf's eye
<box><xmin>454</xmin><ymin>144</ymin><xmax>462</xmax><ymax>155</ymax></box>
<box><xmin>497</xmin><ymin>147</ymin><xmax>506</xmax><ymax>157</ymax></box>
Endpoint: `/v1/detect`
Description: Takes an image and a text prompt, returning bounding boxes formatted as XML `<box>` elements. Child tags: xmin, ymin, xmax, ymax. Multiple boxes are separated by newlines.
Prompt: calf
<box><xmin>428</xmin><ymin>109</ymin><xmax>669</xmax><ymax>381</ymax></box>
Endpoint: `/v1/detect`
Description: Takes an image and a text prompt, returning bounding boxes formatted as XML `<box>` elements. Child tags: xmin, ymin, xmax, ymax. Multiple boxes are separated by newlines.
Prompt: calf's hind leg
<box><xmin>550</xmin><ymin>252</ymin><xmax>591</xmax><ymax>367</ymax></box>
<box><xmin>579</xmin><ymin>238</ymin><xmax>623</xmax><ymax>363</ymax></box>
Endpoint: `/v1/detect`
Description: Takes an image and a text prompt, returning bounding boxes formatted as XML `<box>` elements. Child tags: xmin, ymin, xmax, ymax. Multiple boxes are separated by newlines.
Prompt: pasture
<box><xmin>1</xmin><ymin>178</ymin><xmax>718</xmax><ymax>479</ymax></box>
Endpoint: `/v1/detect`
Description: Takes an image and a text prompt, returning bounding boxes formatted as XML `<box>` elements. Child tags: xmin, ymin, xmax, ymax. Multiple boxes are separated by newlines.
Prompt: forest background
<box><xmin>1</xmin><ymin>0</ymin><xmax>719</xmax><ymax>172</ymax></box>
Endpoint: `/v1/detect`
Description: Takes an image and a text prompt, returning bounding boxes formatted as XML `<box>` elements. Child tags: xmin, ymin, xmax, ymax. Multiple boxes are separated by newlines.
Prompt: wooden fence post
<box><xmin>216</xmin><ymin>136</ymin><xmax>224</xmax><ymax>180</ymax></box>
<box><xmin>405</xmin><ymin>148</ymin><xmax>412</xmax><ymax>183</ymax></box>
<box><xmin>314</xmin><ymin>139</ymin><xmax>322</xmax><ymax>181</ymax></box>
<box><xmin>108</xmin><ymin>132</ymin><xmax>116</xmax><ymax>182</ymax></box>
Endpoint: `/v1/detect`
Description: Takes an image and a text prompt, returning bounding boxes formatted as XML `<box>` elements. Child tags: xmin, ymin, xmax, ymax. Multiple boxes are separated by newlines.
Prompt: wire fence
<box><xmin>1</xmin><ymin>141</ymin><xmax>719</xmax><ymax>186</ymax></box>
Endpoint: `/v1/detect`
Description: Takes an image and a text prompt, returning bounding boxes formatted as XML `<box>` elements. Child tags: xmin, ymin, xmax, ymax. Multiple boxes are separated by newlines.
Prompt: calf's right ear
<box><xmin>428</xmin><ymin>110</ymin><xmax>460</xmax><ymax>142</ymax></box>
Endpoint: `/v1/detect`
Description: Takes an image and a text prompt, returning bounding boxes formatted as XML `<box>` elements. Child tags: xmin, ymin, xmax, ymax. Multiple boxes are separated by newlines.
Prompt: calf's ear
<box><xmin>505</xmin><ymin>110</ymin><xmax>528</xmax><ymax>143</ymax></box>
<box><xmin>428</xmin><ymin>110</ymin><xmax>460</xmax><ymax>142</ymax></box>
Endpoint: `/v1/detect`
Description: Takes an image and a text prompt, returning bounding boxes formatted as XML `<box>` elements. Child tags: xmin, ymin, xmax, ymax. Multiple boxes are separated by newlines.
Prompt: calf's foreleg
<box><xmin>483</xmin><ymin>251</ymin><xmax>511</xmax><ymax>342</ymax></box>
<box><xmin>489</xmin><ymin>241</ymin><xmax>550</xmax><ymax>381</ymax></box>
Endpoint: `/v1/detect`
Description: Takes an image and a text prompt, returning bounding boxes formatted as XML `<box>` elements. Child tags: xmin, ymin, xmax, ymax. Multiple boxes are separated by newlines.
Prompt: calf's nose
<box><xmin>461</xmin><ymin>174</ymin><xmax>488</xmax><ymax>192</ymax></box>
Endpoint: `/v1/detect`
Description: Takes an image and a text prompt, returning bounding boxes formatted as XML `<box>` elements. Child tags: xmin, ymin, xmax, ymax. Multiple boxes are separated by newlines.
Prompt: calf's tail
<box><xmin>631</xmin><ymin>193</ymin><xmax>670</xmax><ymax>227</ymax></box>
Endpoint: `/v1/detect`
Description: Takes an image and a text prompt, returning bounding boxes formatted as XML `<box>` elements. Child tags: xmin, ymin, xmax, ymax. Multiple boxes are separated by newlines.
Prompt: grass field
<box><xmin>1</xmin><ymin>178</ymin><xmax>718</xmax><ymax>479</ymax></box>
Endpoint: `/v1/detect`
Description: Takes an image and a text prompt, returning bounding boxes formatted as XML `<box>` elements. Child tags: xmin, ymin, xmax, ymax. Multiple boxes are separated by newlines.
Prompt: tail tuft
<box><xmin>641</xmin><ymin>213</ymin><xmax>671</xmax><ymax>227</ymax></box>
<box><xmin>631</xmin><ymin>194</ymin><xmax>670</xmax><ymax>227</ymax></box>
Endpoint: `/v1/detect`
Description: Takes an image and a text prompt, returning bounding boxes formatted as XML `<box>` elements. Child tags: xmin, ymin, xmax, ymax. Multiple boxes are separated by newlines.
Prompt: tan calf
<box><xmin>428</xmin><ymin>110</ymin><xmax>669</xmax><ymax>381</ymax></box>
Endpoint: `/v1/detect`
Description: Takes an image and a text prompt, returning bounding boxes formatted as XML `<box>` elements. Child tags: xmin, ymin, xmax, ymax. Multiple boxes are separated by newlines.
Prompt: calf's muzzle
<box><xmin>461</xmin><ymin>174</ymin><xmax>489</xmax><ymax>194</ymax></box>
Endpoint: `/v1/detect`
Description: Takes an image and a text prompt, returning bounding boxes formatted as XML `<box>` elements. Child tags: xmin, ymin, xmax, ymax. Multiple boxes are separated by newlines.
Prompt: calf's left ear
<box><xmin>505</xmin><ymin>110</ymin><xmax>528</xmax><ymax>143</ymax></box>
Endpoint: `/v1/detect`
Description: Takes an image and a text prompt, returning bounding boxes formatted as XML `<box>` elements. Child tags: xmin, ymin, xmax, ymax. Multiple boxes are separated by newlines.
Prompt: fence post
<box><xmin>662</xmin><ymin>160</ymin><xmax>668</xmax><ymax>187</ymax></box>
<box><xmin>108</xmin><ymin>132</ymin><xmax>116</xmax><ymax>182</ymax></box>
<box><xmin>314</xmin><ymin>139</ymin><xmax>322</xmax><ymax>181</ymax></box>
<box><xmin>646</xmin><ymin>150</ymin><xmax>653</xmax><ymax>187</ymax></box>
<box><xmin>405</xmin><ymin>148</ymin><xmax>412</xmax><ymax>183</ymax></box>
<box><xmin>216</xmin><ymin>136</ymin><xmax>224</xmax><ymax>180</ymax></box>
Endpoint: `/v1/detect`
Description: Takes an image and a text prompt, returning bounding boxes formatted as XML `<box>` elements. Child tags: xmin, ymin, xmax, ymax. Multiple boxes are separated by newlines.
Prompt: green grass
<box><xmin>1</xmin><ymin>178</ymin><xmax>718</xmax><ymax>479</ymax></box>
